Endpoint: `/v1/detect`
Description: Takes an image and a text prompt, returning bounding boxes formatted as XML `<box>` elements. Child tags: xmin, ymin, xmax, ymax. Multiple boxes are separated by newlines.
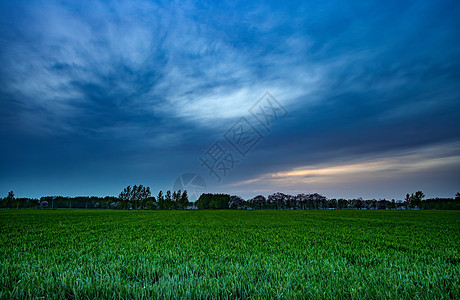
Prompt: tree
<box><xmin>309</xmin><ymin>193</ymin><xmax>327</xmax><ymax>209</ymax></box>
<box><xmin>119</xmin><ymin>186</ymin><xmax>132</xmax><ymax>209</ymax></box>
<box><xmin>353</xmin><ymin>197</ymin><xmax>363</xmax><ymax>209</ymax></box>
<box><xmin>318</xmin><ymin>194</ymin><xmax>328</xmax><ymax>209</ymax></box>
<box><xmin>388</xmin><ymin>199</ymin><xmax>396</xmax><ymax>209</ymax></box>
<box><xmin>119</xmin><ymin>185</ymin><xmax>151</xmax><ymax>209</ymax></box>
<box><xmin>413</xmin><ymin>191</ymin><xmax>425</xmax><ymax>208</ymax></box>
<box><xmin>133</xmin><ymin>185</ymin><xmax>141</xmax><ymax>209</ymax></box>
<box><xmin>172</xmin><ymin>190</ymin><xmax>178</xmax><ymax>203</ymax></box>
<box><xmin>146</xmin><ymin>196</ymin><xmax>156</xmax><ymax>209</ymax></box>
<box><xmin>179</xmin><ymin>190</ymin><xmax>189</xmax><ymax>209</ymax></box>
<box><xmin>165</xmin><ymin>190</ymin><xmax>172</xmax><ymax>209</ymax></box>
<box><xmin>196</xmin><ymin>193</ymin><xmax>231</xmax><ymax>209</ymax></box>
<box><xmin>304</xmin><ymin>194</ymin><xmax>315</xmax><ymax>209</ymax></box>
<box><xmin>229</xmin><ymin>195</ymin><xmax>245</xmax><ymax>209</ymax></box>
<box><xmin>365</xmin><ymin>199</ymin><xmax>378</xmax><ymax>210</ymax></box>
<box><xmin>251</xmin><ymin>195</ymin><xmax>266</xmax><ymax>210</ymax></box>
<box><xmin>157</xmin><ymin>191</ymin><xmax>165</xmax><ymax>209</ymax></box>
<box><xmin>268</xmin><ymin>192</ymin><xmax>287</xmax><ymax>209</ymax></box>
<box><xmin>296</xmin><ymin>194</ymin><xmax>307</xmax><ymax>209</ymax></box>
<box><xmin>338</xmin><ymin>198</ymin><xmax>348</xmax><ymax>209</ymax></box>
<box><xmin>267</xmin><ymin>193</ymin><xmax>276</xmax><ymax>209</ymax></box>
<box><xmin>377</xmin><ymin>199</ymin><xmax>389</xmax><ymax>210</ymax></box>
<box><xmin>456</xmin><ymin>192</ymin><xmax>460</xmax><ymax>201</ymax></box>
<box><xmin>196</xmin><ymin>193</ymin><xmax>212</xmax><ymax>209</ymax></box>
<box><xmin>405</xmin><ymin>193</ymin><xmax>411</xmax><ymax>208</ymax></box>
<box><xmin>328</xmin><ymin>198</ymin><xmax>338</xmax><ymax>209</ymax></box>
<box><xmin>211</xmin><ymin>194</ymin><xmax>231</xmax><ymax>209</ymax></box>
<box><xmin>132</xmin><ymin>185</ymin><xmax>139</xmax><ymax>209</ymax></box>
<box><xmin>169</xmin><ymin>190</ymin><xmax>178</xmax><ymax>209</ymax></box>
<box><xmin>139</xmin><ymin>187</ymin><xmax>151</xmax><ymax>209</ymax></box>
<box><xmin>104</xmin><ymin>196</ymin><xmax>117</xmax><ymax>209</ymax></box>
<box><xmin>5</xmin><ymin>191</ymin><xmax>15</xmax><ymax>209</ymax></box>
<box><xmin>405</xmin><ymin>191</ymin><xmax>425</xmax><ymax>209</ymax></box>
<box><xmin>285</xmin><ymin>194</ymin><xmax>296</xmax><ymax>209</ymax></box>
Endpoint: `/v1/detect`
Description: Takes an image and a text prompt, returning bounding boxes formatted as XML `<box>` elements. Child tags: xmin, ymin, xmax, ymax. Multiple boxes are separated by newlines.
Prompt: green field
<box><xmin>0</xmin><ymin>210</ymin><xmax>458</xmax><ymax>299</ymax></box>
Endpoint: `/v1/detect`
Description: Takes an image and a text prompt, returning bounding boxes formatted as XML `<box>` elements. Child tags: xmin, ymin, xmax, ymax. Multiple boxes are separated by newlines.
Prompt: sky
<box><xmin>1</xmin><ymin>0</ymin><xmax>459</xmax><ymax>201</ymax></box>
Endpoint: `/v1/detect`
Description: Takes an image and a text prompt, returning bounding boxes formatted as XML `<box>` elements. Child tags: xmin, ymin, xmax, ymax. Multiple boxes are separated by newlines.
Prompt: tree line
<box><xmin>197</xmin><ymin>192</ymin><xmax>460</xmax><ymax>210</ymax></box>
<box><xmin>1</xmin><ymin>188</ymin><xmax>459</xmax><ymax>210</ymax></box>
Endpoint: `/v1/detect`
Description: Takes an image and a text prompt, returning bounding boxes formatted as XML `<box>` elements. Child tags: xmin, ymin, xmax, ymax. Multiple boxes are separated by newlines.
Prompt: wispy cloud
<box><xmin>226</xmin><ymin>142</ymin><xmax>460</xmax><ymax>198</ymax></box>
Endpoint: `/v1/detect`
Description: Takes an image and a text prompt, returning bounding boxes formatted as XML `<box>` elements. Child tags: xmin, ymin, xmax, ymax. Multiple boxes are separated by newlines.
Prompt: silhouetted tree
<box><xmin>413</xmin><ymin>191</ymin><xmax>424</xmax><ymax>208</ymax></box>
<box><xmin>405</xmin><ymin>191</ymin><xmax>425</xmax><ymax>209</ymax></box>
<box><xmin>157</xmin><ymin>191</ymin><xmax>165</xmax><ymax>209</ymax></box>
<box><xmin>405</xmin><ymin>193</ymin><xmax>411</xmax><ymax>208</ymax></box>
<box><xmin>285</xmin><ymin>194</ymin><xmax>296</xmax><ymax>209</ymax></box>
<box><xmin>338</xmin><ymin>198</ymin><xmax>348</xmax><ymax>209</ymax></box>
<box><xmin>251</xmin><ymin>195</ymin><xmax>266</xmax><ymax>209</ymax></box>
<box><xmin>119</xmin><ymin>186</ymin><xmax>132</xmax><ymax>209</ymax></box>
<box><xmin>146</xmin><ymin>196</ymin><xmax>156</xmax><ymax>209</ymax></box>
<box><xmin>104</xmin><ymin>196</ymin><xmax>118</xmax><ymax>209</ymax></box>
<box><xmin>196</xmin><ymin>193</ymin><xmax>231</xmax><ymax>209</ymax></box>
<box><xmin>353</xmin><ymin>197</ymin><xmax>364</xmax><ymax>209</ymax></box>
<box><xmin>229</xmin><ymin>195</ymin><xmax>245</xmax><ymax>209</ymax></box>
<box><xmin>7</xmin><ymin>188</ymin><xmax>457</xmax><ymax>211</ymax></box>
<box><xmin>165</xmin><ymin>190</ymin><xmax>172</xmax><ymax>209</ymax></box>
<box><xmin>3</xmin><ymin>191</ymin><xmax>15</xmax><ymax>209</ymax></box>
<box><xmin>140</xmin><ymin>187</ymin><xmax>151</xmax><ymax>209</ymax></box>
<box><xmin>179</xmin><ymin>190</ymin><xmax>189</xmax><ymax>209</ymax></box>
<box><xmin>171</xmin><ymin>190</ymin><xmax>180</xmax><ymax>209</ymax></box>
<box><xmin>268</xmin><ymin>192</ymin><xmax>287</xmax><ymax>209</ymax></box>
<box><xmin>377</xmin><ymin>199</ymin><xmax>389</xmax><ymax>209</ymax></box>
<box><xmin>172</xmin><ymin>190</ymin><xmax>178</xmax><ymax>203</ymax></box>
<box><xmin>388</xmin><ymin>199</ymin><xmax>396</xmax><ymax>209</ymax></box>
<box><xmin>196</xmin><ymin>193</ymin><xmax>211</xmax><ymax>209</ymax></box>
<box><xmin>308</xmin><ymin>193</ymin><xmax>327</xmax><ymax>209</ymax></box>
<box><xmin>328</xmin><ymin>198</ymin><xmax>338</xmax><ymax>209</ymax></box>
<box><xmin>365</xmin><ymin>199</ymin><xmax>378</xmax><ymax>210</ymax></box>
<box><xmin>296</xmin><ymin>194</ymin><xmax>307</xmax><ymax>209</ymax></box>
<box><xmin>119</xmin><ymin>185</ymin><xmax>151</xmax><ymax>209</ymax></box>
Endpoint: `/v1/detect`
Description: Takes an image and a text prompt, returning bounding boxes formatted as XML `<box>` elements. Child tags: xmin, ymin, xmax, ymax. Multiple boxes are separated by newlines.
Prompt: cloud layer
<box><xmin>1</xmin><ymin>0</ymin><xmax>459</xmax><ymax>199</ymax></box>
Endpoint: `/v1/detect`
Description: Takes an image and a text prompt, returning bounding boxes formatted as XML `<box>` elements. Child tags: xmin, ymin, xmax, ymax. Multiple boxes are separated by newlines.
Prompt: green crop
<box><xmin>0</xmin><ymin>210</ymin><xmax>458</xmax><ymax>299</ymax></box>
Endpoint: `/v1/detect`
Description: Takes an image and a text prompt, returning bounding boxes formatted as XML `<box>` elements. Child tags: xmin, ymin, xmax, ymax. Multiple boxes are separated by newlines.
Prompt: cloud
<box><xmin>0</xmin><ymin>0</ymin><xmax>459</xmax><ymax>198</ymax></box>
<box><xmin>225</xmin><ymin>142</ymin><xmax>460</xmax><ymax>199</ymax></box>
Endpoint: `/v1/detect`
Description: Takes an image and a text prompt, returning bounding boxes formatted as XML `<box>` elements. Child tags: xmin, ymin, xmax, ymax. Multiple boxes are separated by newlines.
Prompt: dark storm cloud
<box><xmin>0</xmin><ymin>0</ymin><xmax>459</xmax><ymax>198</ymax></box>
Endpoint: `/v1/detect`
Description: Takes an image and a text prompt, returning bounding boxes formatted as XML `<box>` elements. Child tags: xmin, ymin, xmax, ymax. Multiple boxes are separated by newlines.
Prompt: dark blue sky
<box><xmin>1</xmin><ymin>0</ymin><xmax>459</xmax><ymax>200</ymax></box>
